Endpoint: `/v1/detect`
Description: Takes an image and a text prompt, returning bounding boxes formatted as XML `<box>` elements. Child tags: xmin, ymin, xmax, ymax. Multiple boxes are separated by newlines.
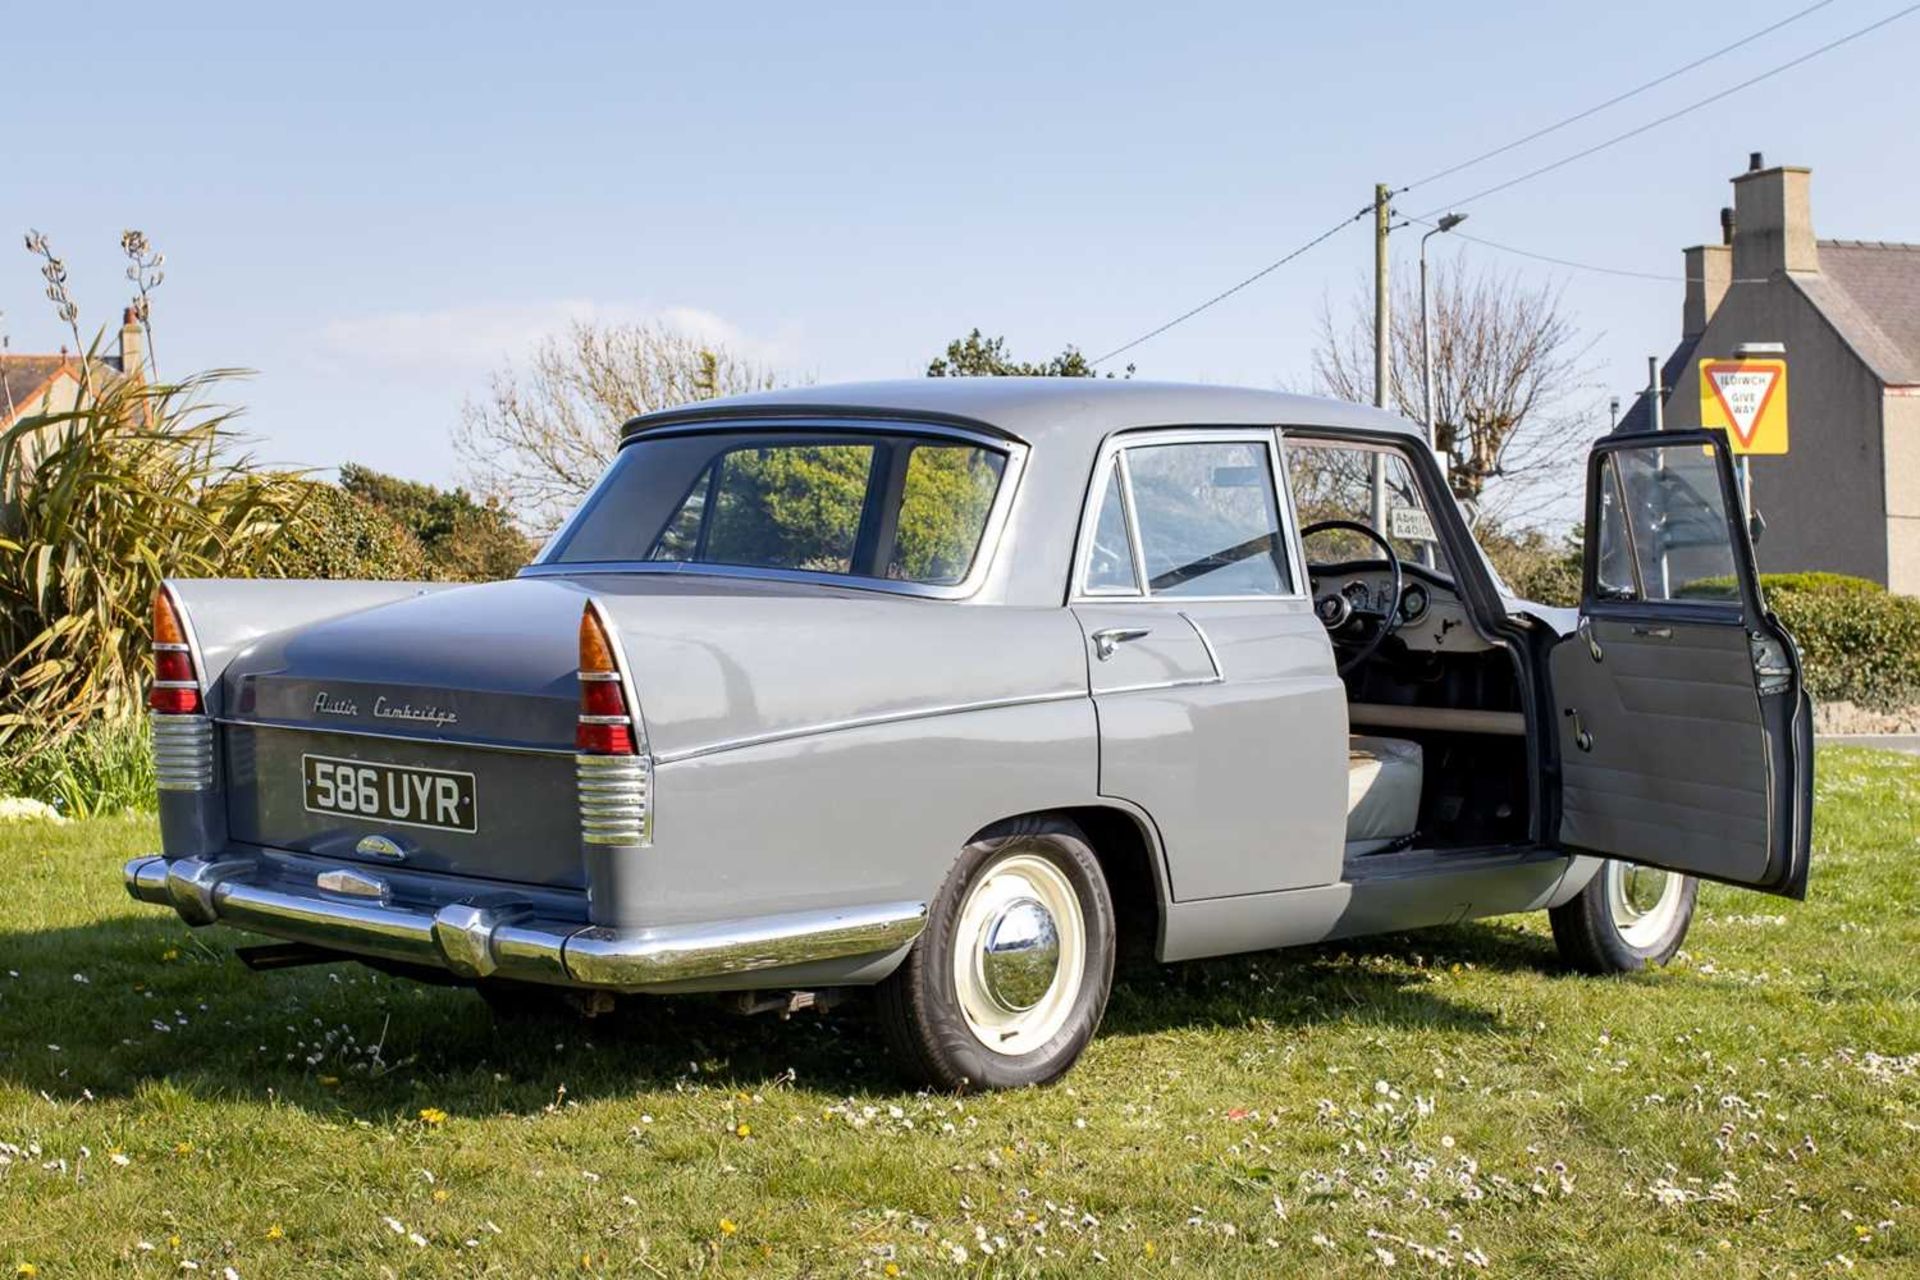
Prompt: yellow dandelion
<box><xmin>719</xmin><ymin>1218</ymin><xmax>738</xmax><ymax>1237</ymax></box>
<box><xmin>161</xmin><ymin>948</ymin><xmax>180</xmax><ymax>962</ymax></box>
<box><xmin>173</xmin><ymin>1141</ymin><xmax>193</xmax><ymax>1156</ymax></box>
<box><xmin>432</xmin><ymin>1188</ymin><xmax>450</xmax><ymax>1203</ymax></box>
<box><xmin>419</xmin><ymin>1107</ymin><xmax>448</xmax><ymax>1126</ymax></box>
<box><xmin>1144</xmin><ymin>1240</ymin><xmax>1157</xmax><ymax>1258</ymax></box>
<box><xmin>265</xmin><ymin>1224</ymin><xmax>284</xmax><ymax>1242</ymax></box>
<box><xmin>734</xmin><ymin>1123</ymin><xmax>751</xmax><ymax>1138</ymax></box>
<box><xmin>579</xmin><ymin>1252</ymin><xmax>593</xmax><ymax>1270</ymax></box>
<box><xmin>17</xmin><ymin>1264</ymin><xmax>40</xmax><ymax>1278</ymax></box>
<box><xmin>167</xmin><ymin>1235</ymin><xmax>181</xmax><ymax>1249</ymax></box>
<box><xmin>885</xmin><ymin>1264</ymin><xmax>901</xmax><ymax>1277</ymax></box>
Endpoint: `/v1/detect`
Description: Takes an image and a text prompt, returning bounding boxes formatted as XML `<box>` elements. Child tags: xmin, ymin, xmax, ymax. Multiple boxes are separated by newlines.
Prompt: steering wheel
<box><xmin>1301</xmin><ymin>519</ymin><xmax>1405</xmax><ymax>677</ymax></box>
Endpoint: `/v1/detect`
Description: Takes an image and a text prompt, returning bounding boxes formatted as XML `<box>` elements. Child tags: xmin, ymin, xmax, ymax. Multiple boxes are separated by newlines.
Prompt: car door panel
<box><xmin>1551</xmin><ymin>431</ymin><xmax>1810</xmax><ymax>898</ymax></box>
<box><xmin>1078</xmin><ymin>600</ymin><xmax>1347</xmax><ymax>903</ymax></box>
<box><xmin>1070</xmin><ymin>431</ymin><xmax>1347</xmax><ymax>904</ymax></box>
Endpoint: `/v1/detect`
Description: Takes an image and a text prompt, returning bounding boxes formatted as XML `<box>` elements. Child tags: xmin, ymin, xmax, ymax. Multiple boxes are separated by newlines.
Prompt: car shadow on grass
<box><xmin>0</xmin><ymin>913</ymin><xmax>1550</xmax><ymax>1114</ymax></box>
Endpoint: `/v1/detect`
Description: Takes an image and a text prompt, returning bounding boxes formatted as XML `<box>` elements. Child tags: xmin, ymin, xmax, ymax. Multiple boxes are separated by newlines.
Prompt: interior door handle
<box><xmin>1091</xmin><ymin>627</ymin><xmax>1151</xmax><ymax>661</ymax></box>
<box><xmin>1577</xmin><ymin>616</ymin><xmax>1603</xmax><ymax>663</ymax></box>
<box><xmin>1631</xmin><ymin>625</ymin><xmax>1674</xmax><ymax>639</ymax></box>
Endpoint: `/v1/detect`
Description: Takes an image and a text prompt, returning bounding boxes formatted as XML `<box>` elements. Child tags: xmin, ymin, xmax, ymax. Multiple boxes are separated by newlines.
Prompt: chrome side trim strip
<box><xmin>651</xmin><ymin>688</ymin><xmax>1086</xmax><ymax>765</ymax></box>
<box><xmin>122</xmin><ymin>854</ymin><xmax>923</xmax><ymax>990</ymax></box>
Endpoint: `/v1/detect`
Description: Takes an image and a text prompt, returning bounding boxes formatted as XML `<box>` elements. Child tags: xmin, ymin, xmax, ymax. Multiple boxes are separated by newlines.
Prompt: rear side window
<box><xmin>1079</xmin><ymin>438</ymin><xmax>1293</xmax><ymax>598</ymax></box>
<box><xmin>547</xmin><ymin>429</ymin><xmax>1010</xmax><ymax>587</ymax></box>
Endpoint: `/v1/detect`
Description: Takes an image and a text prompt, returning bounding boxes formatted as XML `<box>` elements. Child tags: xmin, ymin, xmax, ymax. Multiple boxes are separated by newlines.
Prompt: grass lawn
<box><xmin>0</xmin><ymin>749</ymin><xmax>1915</xmax><ymax>1277</ymax></box>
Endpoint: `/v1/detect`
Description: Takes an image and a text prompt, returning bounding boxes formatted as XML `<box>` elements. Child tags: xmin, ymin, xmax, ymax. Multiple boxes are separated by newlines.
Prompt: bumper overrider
<box><xmin>124</xmin><ymin>854</ymin><xmax>926</xmax><ymax>989</ymax></box>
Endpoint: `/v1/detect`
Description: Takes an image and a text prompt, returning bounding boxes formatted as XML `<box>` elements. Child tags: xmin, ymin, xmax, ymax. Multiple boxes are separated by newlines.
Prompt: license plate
<box><xmin>301</xmin><ymin>754</ymin><xmax>477</xmax><ymax>834</ymax></box>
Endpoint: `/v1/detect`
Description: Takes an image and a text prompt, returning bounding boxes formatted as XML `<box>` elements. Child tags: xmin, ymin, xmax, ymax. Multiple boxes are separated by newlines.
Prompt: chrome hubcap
<box><xmin>979</xmin><ymin>897</ymin><xmax>1060</xmax><ymax>1012</ymax></box>
<box><xmin>1604</xmin><ymin>860</ymin><xmax>1685</xmax><ymax>950</ymax></box>
<box><xmin>953</xmin><ymin>853</ymin><xmax>1085</xmax><ymax>1056</ymax></box>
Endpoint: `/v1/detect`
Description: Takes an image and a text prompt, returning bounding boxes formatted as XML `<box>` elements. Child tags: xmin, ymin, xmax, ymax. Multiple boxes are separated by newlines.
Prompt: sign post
<box><xmin>1699</xmin><ymin>348</ymin><xmax>1788</xmax><ymax>531</ymax></box>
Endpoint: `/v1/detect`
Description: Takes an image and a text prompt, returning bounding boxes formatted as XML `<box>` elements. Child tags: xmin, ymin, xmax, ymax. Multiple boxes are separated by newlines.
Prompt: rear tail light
<box><xmin>149</xmin><ymin>587</ymin><xmax>203</xmax><ymax>715</ymax></box>
<box><xmin>576</xmin><ymin>602</ymin><xmax>651</xmax><ymax>846</ymax></box>
<box><xmin>150</xmin><ymin>585</ymin><xmax>215</xmax><ymax>792</ymax></box>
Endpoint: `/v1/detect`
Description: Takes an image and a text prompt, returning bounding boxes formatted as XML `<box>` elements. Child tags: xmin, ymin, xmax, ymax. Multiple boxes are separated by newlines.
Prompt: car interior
<box><xmin>1283</xmin><ymin>437</ymin><xmax>1535</xmax><ymax>867</ymax></box>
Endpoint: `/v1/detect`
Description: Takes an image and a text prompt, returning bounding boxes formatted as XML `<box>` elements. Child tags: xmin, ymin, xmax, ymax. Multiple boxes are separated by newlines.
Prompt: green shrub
<box><xmin>1762</xmin><ymin>573</ymin><xmax>1920</xmax><ymax>711</ymax></box>
<box><xmin>0</xmin><ymin>717</ymin><xmax>154</xmax><ymax>817</ymax></box>
<box><xmin>267</xmin><ymin>480</ymin><xmax>429</xmax><ymax>580</ymax></box>
<box><xmin>0</xmin><ymin>369</ymin><xmax>298</xmax><ymax>744</ymax></box>
<box><xmin>338</xmin><ymin>464</ymin><xmax>530</xmax><ymax>582</ymax></box>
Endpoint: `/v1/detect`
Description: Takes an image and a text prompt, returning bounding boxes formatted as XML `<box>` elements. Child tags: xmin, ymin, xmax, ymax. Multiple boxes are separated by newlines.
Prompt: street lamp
<box><xmin>1421</xmin><ymin>212</ymin><xmax>1467</xmax><ymax>456</ymax></box>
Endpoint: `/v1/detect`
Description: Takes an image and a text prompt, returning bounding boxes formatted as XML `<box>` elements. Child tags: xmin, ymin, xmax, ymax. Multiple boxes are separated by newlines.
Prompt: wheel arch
<box><xmin>968</xmin><ymin>803</ymin><xmax>1169</xmax><ymax>963</ymax></box>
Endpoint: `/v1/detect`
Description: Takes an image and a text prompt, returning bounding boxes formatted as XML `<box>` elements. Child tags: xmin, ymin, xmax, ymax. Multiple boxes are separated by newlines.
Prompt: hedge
<box><xmin>1763</xmin><ymin>574</ymin><xmax>1920</xmax><ymax>711</ymax></box>
<box><xmin>268</xmin><ymin>480</ymin><xmax>430</xmax><ymax>581</ymax></box>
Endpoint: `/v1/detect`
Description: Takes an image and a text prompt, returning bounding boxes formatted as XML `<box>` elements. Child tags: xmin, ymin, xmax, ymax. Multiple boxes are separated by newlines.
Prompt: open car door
<box><xmin>1549</xmin><ymin>430</ymin><xmax>1812</xmax><ymax>898</ymax></box>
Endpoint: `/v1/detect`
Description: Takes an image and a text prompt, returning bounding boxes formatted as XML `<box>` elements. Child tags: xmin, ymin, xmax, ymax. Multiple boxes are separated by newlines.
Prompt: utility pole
<box><xmin>1373</xmin><ymin>184</ymin><xmax>1391</xmax><ymax>410</ymax></box>
<box><xmin>1371</xmin><ymin>183</ymin><xmax>1391</xmax><ymax>535</ymax></box>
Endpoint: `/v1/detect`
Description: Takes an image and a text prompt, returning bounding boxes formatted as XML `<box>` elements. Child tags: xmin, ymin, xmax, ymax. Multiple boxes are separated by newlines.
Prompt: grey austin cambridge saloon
<box><xmin>124</xmin><ymin>380</ymin><xmax>1812</xmax><ymax>1089</ymax></box>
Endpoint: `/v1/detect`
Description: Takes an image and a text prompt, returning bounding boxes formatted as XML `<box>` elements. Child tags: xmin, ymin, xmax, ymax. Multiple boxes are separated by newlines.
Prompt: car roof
<box><xmin>622</xmin><ymin>378</ymin><xmax>1420</xmax><ymax>451</ymax></box>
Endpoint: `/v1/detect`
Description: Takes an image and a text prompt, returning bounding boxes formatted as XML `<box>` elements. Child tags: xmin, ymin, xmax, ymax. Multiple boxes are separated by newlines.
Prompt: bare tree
<box><xmin>454</xmin><ymin>319</ymin><xmax>783</xmax><ymax>532</ymax></box>
<box><xmin>1312</xmin><ymin>258</ymin><xmax>1599</xmax><ymax>525</ymax></box>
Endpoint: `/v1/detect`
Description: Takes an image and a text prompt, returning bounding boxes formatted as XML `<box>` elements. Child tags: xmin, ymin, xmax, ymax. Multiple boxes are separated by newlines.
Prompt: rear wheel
<box><xmin>877</xmin><ymin>817</ymin><xmax>1115</xmax><ymax>1090</ymax></box>
<box><xmin>1550</xmin><ymin>860</ymin><xmax>1697</xmax><ymax>973</ymax></box>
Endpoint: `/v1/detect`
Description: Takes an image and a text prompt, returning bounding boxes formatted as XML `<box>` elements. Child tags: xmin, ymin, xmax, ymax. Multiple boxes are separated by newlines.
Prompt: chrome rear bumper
<box><xmin>124</xmin><ymin>854</ymin><xmax>924</xmax><ymax>989</ymax></box>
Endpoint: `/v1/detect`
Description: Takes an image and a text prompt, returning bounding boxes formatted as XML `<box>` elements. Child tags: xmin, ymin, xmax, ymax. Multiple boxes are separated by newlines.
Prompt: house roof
<box><xmin>0</xmin><ymin>350</ymin><xmax>131</xmax><ymax>429</ymax></box>
<box><xmin>0</xmin><ymin>355</ymin><xmax>78</xmax><ymax>424</ymax></box>
<box><xmin>1801</xmin><ymin>239</ymin><xmax>1920</xmax><ymax>386</ymax></box>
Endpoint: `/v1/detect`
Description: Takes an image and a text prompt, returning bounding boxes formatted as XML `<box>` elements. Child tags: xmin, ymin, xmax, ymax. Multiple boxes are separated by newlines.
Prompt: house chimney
<box><xmin>1719</xmin><ymin>206</ymin><xmax>1735</xmax><ymax>246</ymax></box>
<box><xmin>118</xmin><ymin>306</ymin><xmax>145</xmax><ymax>381</ymax></box>
<box><xmin>1683</xmin><ymin>241</ymin><xmax>1733</xmax><ymax>340</ymax></box>
<box><xmin>1732</xmin><ymin>160</ymin><xmax>1817</xmax><ymax>277</ymax></box>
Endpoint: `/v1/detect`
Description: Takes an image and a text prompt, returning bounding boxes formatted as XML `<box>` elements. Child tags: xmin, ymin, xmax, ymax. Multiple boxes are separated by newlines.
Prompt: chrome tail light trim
<box><xmin>576</xmin><ymin>751</ymin><xmax>652</xmax><ymax>846</ymax></box>
<box><xmin>152</xmin><ymin>714</ymin><xmax>216</xmax><ymax>791</ymax></box>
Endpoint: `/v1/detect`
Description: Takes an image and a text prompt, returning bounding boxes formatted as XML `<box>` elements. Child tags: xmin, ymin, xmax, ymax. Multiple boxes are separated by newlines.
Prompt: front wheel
<box><xmin>1550</xmin><ymin>860</ymin><xmax>1698</xmax><ymax>973</ymax></box>
<box><xmin>877</xmin><ymin>817</ymin><xmax>1115</xmax><ymax>1090</ymax></box>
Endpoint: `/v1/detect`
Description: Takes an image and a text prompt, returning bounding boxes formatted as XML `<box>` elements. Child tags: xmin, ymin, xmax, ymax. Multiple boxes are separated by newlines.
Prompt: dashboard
<box><xmin>1308</xmin><ymin>567</ymin><xmax>1492</xmax><ymax>654</ymax></box>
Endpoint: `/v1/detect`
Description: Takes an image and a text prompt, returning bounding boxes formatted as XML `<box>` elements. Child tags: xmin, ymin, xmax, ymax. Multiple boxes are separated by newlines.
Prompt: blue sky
<box><xmin>5</xmin><ymin>0</ymin><xmax>1916</xmax><ymax>497</ymax></box>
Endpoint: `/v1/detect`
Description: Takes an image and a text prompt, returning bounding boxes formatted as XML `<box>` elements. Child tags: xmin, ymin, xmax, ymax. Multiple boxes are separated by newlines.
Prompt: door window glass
<box><xmin>1284</xmin><ymin>441</ymin><xmax>1451</xmax><ymax>575</ymax></box>
<box><xmin>1593</xmin><ymin>444</ymin><xmax>1740</xmax><ymax>606</ymax></box>
<box><xmin>1082</xmin><ymin>461</ymin><xmax>1140</xmax><ymax>593</ymax></box>
<box><xmin>1592</xmin><ymin>455</ymin><xmax>1638</xmax><ymax>600</ymax></box>
<box><xmin>1124</xmin><ymin>441</ymin><xmax>1292</xmax><ymax>597</ymax></box>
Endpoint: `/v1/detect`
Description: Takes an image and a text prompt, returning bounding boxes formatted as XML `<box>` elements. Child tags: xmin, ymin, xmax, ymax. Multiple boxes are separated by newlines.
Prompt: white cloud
<box><xmin>312</xmin><ymin>299</ymin><xmax>784</xmax><ymax>377</ymax></box>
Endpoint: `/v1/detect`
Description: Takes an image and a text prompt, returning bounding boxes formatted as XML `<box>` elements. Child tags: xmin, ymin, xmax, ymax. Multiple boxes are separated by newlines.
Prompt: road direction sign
<box><xmin>1699</xmin><ymin>358</ymin><xmax>1788</xmax><ymax>454</ymax></box>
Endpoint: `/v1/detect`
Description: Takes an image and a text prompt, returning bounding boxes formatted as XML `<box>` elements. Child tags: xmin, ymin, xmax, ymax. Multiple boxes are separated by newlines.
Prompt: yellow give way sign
<box><xmin>1699</xmin><ymin>358</ymin><xmax>1788</xmax><ymax>454</ymax></box>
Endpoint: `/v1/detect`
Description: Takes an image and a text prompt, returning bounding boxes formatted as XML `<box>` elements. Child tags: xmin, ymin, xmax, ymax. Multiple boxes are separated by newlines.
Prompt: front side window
<box><xmin>1284</xmin><ymin>439</ymin><xmax>1452</xmax><ymax>575</ymax></box>
<box><xmin>546</xmin><ymin>429</ymin><xmax>1009</xmax><ymax>587</ymax></box>
<box><xmin>1120</xmin><ymin>440</ymin><xmax>1293</xmax><ymax>598</ymax></box>
<box><xmin>1590</xmin><ymin>444</ymin><xmax>1741</xmax><ymax>606</ymax></box>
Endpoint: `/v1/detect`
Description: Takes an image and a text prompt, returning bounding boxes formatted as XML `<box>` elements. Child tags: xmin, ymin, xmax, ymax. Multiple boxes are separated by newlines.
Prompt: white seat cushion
<box><xmin>1346</xmin><ymin>734</ymin><xmax>1423</xmax><ymax>854</ymax></box>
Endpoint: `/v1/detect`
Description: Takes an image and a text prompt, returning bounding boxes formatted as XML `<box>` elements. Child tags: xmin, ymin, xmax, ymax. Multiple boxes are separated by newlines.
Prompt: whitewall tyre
<box><xmin>877</xmin><ymin>816</ymin><xmax>1115</xmax><ymax>1090</ymax></box>
<box><xmin>1550</xmin><ymin>860</ymin><xmax>1698</xmax><ymax>974</ymax></box>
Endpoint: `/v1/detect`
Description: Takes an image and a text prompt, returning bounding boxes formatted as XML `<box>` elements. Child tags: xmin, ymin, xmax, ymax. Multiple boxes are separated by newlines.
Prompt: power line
<box><xmin>1412</xmin><ymin>1</ymin><xmax>1920</xmax><ymax>219</ymax></box>
<box><xmin>1411</xmin><ymin>217</ymin><xmax>1682</xmax><ymax>282</ymax></box>
<box><xmin>1088</xmin><ymin>1</ymin><xmax>1915</xmax><ymax>364</ymax></box>
<box><xmin>1403</xmin><ymin>0</ymin><xmax>1839</xmax><ymax>193</ymax></box>
<box><xmin>1089</xmin><ymin>207</ymin><xmax>1369</xmax><ymax>367</ymax></box>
